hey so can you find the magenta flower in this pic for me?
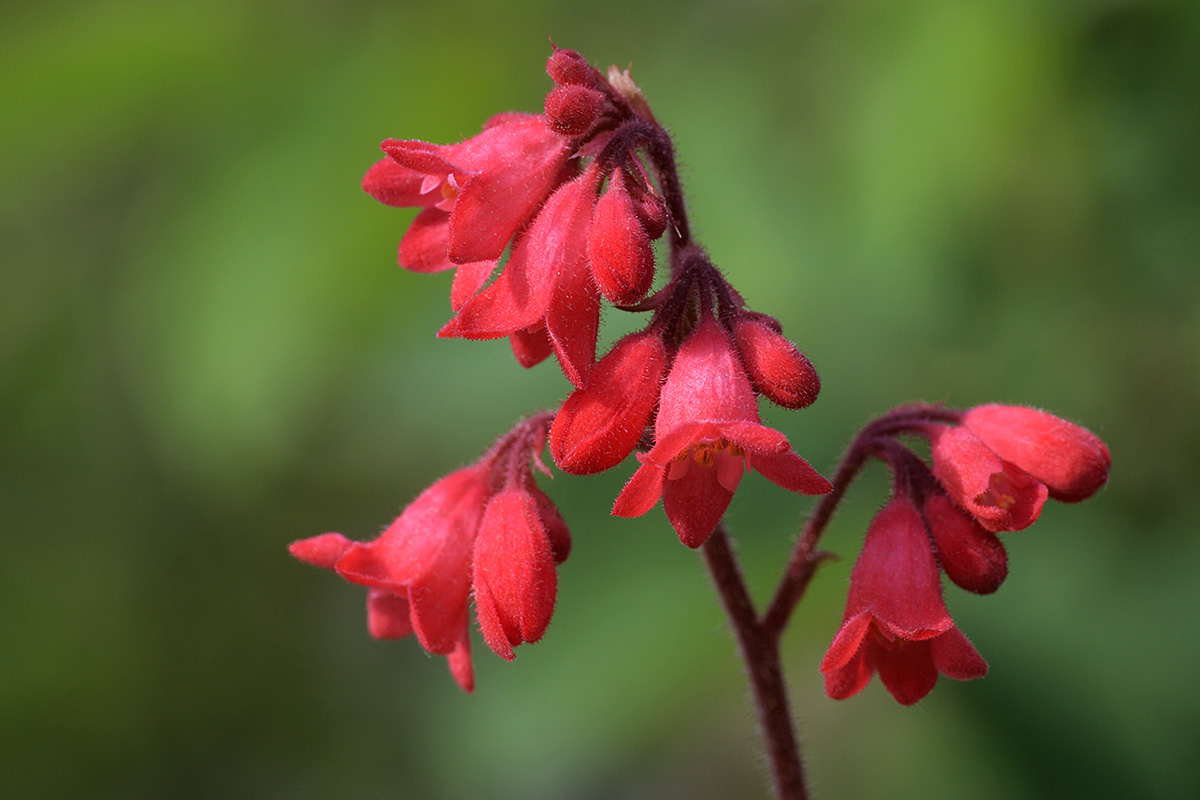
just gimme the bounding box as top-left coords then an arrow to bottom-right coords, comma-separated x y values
612,317 -> 829,547
289,417 -> 569,692
821,496 -> 988,705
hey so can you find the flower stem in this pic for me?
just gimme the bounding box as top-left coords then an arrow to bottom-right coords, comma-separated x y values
703,525 -> 809,800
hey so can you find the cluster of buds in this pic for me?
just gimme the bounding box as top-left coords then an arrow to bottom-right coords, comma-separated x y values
821,404 -> 1111,704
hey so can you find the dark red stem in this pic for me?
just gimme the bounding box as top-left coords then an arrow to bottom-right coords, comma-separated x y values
703,526 -> 809,800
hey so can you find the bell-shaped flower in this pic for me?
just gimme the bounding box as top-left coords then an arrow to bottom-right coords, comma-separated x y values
612,317 -> 829,548
960,404 -> 1111,503
928,423 -> 1048,532
289,465 -> 490,692
363,112 -> 572,266
551,328 -> 667,475
289,414 -> 573,693
441,172 -> 600,387
821,496 -> 988,705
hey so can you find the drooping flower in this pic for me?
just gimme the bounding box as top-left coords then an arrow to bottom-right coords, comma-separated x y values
440,170 -> 600,386
363,112 -> 573,267
613,316 -> 829,547
959,404 -> 1111,503
821,496 -> 988,705
550,328 -> 667,475
928,423 -> 1048,532
289,465 -> 489,692
289,415 -> 569,692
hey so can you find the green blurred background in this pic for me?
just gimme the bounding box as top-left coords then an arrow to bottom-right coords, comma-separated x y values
3,0 -> 1198,797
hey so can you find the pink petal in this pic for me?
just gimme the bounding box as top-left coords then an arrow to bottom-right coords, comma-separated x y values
612,462 -> 666,518
362,156 -> 433,207
446,117 -> 571,263
366,588 -> 414,640
288,533 -> 354,571
662,458 -> 736,548
398,207 -> 455,273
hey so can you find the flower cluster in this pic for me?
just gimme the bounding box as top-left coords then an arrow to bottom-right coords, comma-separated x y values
289,415 -> 567,692
296,45 -> 1113,745
363,49 -> 679,388
821,404 -> 1111,704
362,47 -> 830,549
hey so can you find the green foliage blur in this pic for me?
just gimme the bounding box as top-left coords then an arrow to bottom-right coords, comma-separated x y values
3,1 -> 1198,797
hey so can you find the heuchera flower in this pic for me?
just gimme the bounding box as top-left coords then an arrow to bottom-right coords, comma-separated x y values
289,418 -> 569,692
550,328 -> 667,475
926,404 -> 1110,532
959,404 -> 1111,503
612,317 -> 830,547
821,496 -> 988,705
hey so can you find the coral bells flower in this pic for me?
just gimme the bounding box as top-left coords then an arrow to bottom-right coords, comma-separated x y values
441,169 -> 601,387
363,112 -> 572,267
926,404 -> 1110,532
959,404 -> 1111,503
613,317 -> 830,548
821,496 -> 988,705
550,328 -> 667,475
289,415 -> 568,692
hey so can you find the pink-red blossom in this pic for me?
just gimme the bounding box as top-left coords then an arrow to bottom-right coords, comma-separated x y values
612,317 -> 829,547
821,496 -> 988,705
289,418 -> 569,692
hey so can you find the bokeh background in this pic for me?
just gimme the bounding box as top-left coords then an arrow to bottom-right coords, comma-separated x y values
3,0 -> 1198,797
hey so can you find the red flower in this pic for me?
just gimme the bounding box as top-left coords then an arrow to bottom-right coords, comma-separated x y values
960,404 -> 1111,503
612,317 -> 829,547
550,328 -> 667,475
440,170 -> 601,387
363,112 -> 572,267
928,423 -> 1048,532
821,496 -> 987,705
289,465 -> 489,692
289,416 -> 570,692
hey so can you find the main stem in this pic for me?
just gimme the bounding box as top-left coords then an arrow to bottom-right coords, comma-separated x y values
703,526 -> 809,800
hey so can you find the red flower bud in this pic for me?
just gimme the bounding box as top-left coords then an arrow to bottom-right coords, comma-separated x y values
546,48 -> 598,87
922,493 -> 1008,595
960,404 -> 1111,503
550,329 -> 666,475
545,85 -> 606,136
733,315 -> 820,409
588,169 -> 656,305
625,172 -> 669,240
472,489 -> 558,661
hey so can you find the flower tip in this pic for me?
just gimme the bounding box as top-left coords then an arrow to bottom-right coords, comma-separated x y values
288,533 -> 353,570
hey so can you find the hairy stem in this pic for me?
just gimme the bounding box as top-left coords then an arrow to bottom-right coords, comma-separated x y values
703,526 -> 809,800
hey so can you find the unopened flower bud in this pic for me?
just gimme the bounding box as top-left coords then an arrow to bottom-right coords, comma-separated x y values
922,492 -> 1008,594
960,404 -> 1111,503
550,329 -> 666,475
733,316 -> 820,409
625,174 -> 669,240
545,84 -> 606,136
547,48 -> 598,87
588,169 -> 656,305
